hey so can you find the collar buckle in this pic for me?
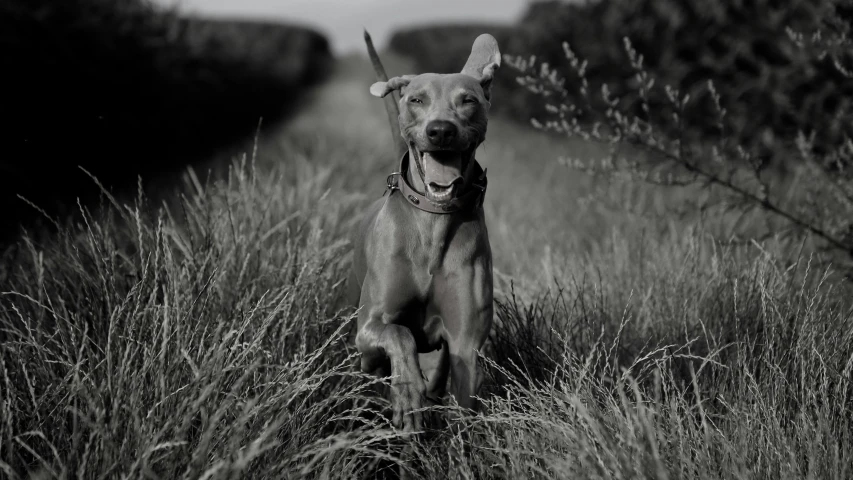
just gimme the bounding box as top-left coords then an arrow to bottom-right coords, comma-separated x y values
385,172 -> 401,195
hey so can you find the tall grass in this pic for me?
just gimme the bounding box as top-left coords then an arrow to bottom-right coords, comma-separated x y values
481,230 -> 853,479
1,135 -> 851,477
0,154 -> 407,478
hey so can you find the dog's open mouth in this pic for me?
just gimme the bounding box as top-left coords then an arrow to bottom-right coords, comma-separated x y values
426,178 -> 462,202
417,149 -> 472,203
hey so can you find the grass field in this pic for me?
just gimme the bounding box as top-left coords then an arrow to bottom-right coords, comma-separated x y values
1,53 -> 852,479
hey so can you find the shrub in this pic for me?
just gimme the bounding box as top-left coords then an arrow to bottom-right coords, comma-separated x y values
508,0 -> 853,163
0,0 -> 331,240
507,1 -> 853,274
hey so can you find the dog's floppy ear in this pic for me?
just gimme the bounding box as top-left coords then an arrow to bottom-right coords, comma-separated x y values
461,34 -> 501,101
369,75 -> 414,98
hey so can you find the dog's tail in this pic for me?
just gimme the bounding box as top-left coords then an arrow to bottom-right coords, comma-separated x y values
364,29 -> 407,157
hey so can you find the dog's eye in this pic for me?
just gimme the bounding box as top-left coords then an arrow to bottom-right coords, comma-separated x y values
409,97 -> 423,104
462,98 -> 478,105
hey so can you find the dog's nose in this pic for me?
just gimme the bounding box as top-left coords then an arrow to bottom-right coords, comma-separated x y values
425,120 -> 458,147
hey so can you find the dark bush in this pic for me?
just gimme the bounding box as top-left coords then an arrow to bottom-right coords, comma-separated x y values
508,1 -> 853,270
389,0 -> 853,164
512,0 -> 853,161
0,0 -> 331,239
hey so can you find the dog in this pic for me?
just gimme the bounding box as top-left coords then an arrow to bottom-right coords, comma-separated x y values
348,32 -> 500,431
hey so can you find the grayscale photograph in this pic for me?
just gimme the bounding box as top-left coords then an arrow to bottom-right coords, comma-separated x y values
1,0 -> 852,478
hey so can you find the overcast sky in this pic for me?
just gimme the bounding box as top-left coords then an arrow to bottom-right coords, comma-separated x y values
153,0 -> 531,54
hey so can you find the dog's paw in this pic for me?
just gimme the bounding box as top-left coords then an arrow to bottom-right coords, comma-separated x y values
390,370 -> 427,432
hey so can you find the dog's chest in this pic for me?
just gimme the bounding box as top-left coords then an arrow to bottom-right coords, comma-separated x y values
405,213 -> 484,277
371,196 -> 490,301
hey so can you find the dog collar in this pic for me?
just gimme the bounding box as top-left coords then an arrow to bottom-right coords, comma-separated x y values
385,152 -> 487,214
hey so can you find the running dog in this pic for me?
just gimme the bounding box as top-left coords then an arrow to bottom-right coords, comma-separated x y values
349,32 -> 500,431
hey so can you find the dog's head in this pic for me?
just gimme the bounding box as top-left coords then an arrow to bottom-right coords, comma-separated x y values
370,34 -> 500,204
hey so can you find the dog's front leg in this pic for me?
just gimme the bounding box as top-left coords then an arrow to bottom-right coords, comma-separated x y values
437,257 -> 494,412
356,305 -> 426,431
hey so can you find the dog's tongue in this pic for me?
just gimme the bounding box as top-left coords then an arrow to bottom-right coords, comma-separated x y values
422,151 -> 463,186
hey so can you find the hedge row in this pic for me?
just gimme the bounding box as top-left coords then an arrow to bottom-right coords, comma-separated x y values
0,0 -> 332,238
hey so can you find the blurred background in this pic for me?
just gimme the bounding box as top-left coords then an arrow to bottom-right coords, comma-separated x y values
2,0 -> 851,242
153,0 -> 529,54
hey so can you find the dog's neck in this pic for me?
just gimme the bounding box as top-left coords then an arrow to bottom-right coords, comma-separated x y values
402,152 -> 467,274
